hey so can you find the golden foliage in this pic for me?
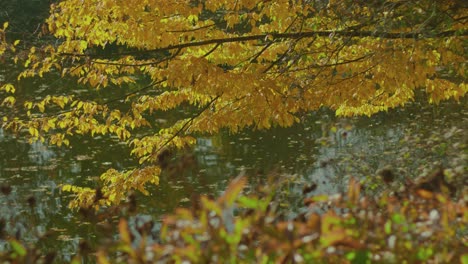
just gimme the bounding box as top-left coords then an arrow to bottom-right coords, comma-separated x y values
0,0 -> 466,208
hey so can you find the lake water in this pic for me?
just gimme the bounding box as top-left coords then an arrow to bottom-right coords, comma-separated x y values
0,69 -> 466,261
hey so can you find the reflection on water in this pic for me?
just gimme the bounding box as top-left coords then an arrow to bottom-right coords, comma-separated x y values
0,97 -> 467,259
28,141 -> 56,164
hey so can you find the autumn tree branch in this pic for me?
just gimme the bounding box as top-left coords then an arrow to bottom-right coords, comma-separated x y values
59,29 -> 468,59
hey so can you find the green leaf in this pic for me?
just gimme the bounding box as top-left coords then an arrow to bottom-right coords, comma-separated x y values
417,247 -> 433,261
9,239 -> 26,257
384,220 -> 392,234
237,196 -> 260,209
391,213 -> 405,224
461,254 -> 468,264
346,250 -> 371,264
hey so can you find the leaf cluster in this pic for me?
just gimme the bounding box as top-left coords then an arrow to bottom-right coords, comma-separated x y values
0,0 -> 467,208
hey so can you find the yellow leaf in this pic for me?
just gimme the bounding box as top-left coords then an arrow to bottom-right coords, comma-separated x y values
218,176 -> 247,206
62,184 -> 72,192
2,83 -> 15,93
118,218 -> 131,244
37,102 -> 45,112
96,250 -> 111,264
79,40 -> 88,50
28,127 -> 37,137
2,96 -> 15,106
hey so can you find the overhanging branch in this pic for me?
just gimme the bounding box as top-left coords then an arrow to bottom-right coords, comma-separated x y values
59,29 -> 468,59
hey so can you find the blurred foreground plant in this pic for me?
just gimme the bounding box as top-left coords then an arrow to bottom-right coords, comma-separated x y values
93,174 -> 466,263
1,171 -> 466,263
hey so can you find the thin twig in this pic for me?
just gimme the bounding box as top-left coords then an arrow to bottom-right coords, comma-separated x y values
202,43 -> 221,58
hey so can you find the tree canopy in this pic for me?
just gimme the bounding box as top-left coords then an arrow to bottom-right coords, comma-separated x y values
0,0 -> 466,208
